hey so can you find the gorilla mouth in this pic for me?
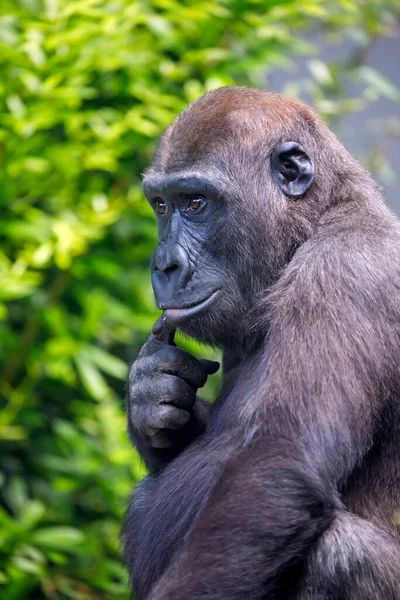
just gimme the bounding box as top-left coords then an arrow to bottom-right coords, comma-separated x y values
162,289 -> 221,322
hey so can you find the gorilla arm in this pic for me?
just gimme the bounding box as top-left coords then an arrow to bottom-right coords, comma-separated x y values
147,228 -> 398,600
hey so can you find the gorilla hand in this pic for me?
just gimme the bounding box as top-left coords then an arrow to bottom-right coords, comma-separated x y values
128,316 -> 219,452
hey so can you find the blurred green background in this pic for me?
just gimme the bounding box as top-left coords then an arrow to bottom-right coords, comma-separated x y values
0,1 -> 399,598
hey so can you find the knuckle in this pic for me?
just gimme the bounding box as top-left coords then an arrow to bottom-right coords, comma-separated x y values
128,377 -> 155,408
158,405 -> 190,429
138,334 -> 160,357
160,346 -> 189,368
128,387 -> 146,416
176,348 -> 196,367
129,357 -> 158,388
160,345 -> 178,364
128,360 -> 138,381
127,382 -> 140,405
128,358 -> 147,383
165,376 -> 185,400
169,379 -> 195,410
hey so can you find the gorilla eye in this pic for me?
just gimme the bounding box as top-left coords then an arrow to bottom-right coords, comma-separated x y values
155,198 -> 168,215
190,198 -> 201,210
187,197 -> 205,212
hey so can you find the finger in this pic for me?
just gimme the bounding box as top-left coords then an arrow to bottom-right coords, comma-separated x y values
130,374 -> 196,411
148,405 -> 190,431
147,347 -> 211,389
152,316 -> 176,345
139,317 -> 176,358
159,375 -> 196,410
149,431 -> 175,449
199,359 -> 220,375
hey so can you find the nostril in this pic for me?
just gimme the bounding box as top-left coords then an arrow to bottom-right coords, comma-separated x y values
164,263 -> 179,276
152,262 -> 180,276
152,244 -> 189,282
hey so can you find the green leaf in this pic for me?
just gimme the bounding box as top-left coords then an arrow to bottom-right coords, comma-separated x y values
19,501 -> 46,530
31,527 -> 84,550
74,356 -> 111,400
85,345 -> 128,380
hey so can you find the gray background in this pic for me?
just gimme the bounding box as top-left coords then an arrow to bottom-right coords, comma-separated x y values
268,32 -> 400,214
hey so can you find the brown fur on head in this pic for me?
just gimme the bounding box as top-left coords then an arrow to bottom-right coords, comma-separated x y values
151,87 -> 348,177
148,86 -> 377,240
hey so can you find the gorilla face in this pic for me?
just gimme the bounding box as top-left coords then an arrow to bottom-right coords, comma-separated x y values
143,172 -> 239,344
143,100 -> 315,346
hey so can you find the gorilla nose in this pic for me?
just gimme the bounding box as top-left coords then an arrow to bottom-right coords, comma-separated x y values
151,243 -> 192,296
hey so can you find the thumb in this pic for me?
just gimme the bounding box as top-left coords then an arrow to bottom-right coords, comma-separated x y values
199,359 -> 220,375
151,315 -> 176,345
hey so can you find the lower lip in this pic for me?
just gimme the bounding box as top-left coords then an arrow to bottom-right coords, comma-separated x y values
163,290 -> 221,322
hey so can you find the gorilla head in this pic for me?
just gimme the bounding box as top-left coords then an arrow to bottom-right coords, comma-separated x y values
143,87 -> 346,345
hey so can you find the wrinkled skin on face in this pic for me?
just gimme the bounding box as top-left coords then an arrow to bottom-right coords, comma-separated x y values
144,172 -> 234,343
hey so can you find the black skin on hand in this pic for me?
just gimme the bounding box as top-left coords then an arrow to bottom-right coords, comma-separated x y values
123,87 -> 400,600
127,315 -> 219,471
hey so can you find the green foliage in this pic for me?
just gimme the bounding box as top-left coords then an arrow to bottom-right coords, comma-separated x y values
0,0 -> 398,598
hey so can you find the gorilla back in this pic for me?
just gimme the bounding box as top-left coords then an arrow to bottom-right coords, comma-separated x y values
123,87 -> 400,600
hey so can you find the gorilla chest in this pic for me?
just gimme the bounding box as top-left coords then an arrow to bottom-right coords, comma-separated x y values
129,433 -> 235,596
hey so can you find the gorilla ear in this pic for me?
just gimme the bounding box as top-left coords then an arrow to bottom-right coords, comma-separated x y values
271,141 -> 315,198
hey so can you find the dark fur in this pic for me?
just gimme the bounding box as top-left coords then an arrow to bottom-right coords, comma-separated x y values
123,87 -> 400,599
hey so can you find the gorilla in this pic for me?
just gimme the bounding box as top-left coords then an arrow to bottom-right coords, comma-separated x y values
123,86 -> 400,599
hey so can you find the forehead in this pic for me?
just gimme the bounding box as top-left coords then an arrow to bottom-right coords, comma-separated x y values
149,88 -> 302,175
